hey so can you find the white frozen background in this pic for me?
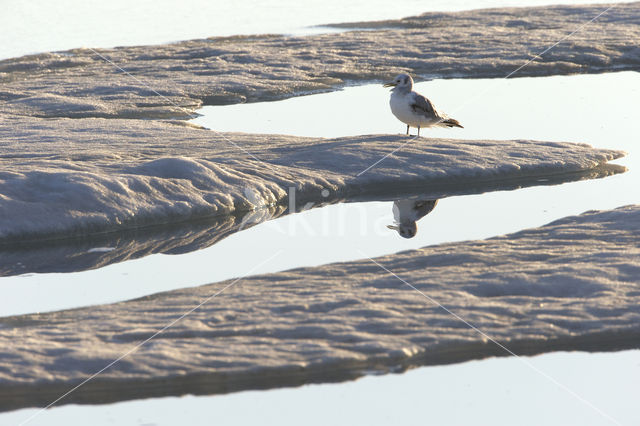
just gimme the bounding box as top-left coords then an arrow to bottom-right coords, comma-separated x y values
3,0 -> 637,60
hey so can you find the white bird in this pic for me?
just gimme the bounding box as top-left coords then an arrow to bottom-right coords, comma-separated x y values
387,199 -> 438,239
384,73 -> 463,136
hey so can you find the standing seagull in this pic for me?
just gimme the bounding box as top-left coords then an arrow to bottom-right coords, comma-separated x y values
384,73 -> 463,136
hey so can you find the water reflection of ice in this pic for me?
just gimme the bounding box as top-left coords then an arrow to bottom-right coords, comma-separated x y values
5,349 -> 638,426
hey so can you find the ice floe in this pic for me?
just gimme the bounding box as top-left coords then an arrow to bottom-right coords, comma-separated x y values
0,115 -> 624,243
0,205 -> 638,411
0,3 -> 638,119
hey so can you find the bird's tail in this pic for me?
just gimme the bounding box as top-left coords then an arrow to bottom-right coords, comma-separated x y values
442,118 -> 463,128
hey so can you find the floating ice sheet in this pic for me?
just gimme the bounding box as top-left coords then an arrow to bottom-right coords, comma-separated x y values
0,115 -> 624,243
0,205 -> 638,411
0,3 -> 638,119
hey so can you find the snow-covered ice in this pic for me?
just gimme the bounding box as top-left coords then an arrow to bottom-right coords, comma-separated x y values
0,205 -> 638,410
0,3 -> 638,119
0,115 -> 624,243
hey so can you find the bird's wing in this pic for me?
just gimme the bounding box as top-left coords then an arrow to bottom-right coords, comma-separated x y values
413,200 -> 438,218
409,93 -> 440,119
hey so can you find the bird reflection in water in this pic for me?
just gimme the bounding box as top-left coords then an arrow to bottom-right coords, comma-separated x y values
387,199 -> 438,238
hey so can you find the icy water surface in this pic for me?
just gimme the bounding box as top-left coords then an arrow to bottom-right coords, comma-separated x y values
0,71 -> 636,316
6,350 -> 639,426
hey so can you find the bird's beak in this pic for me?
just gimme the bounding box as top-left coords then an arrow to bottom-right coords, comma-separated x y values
383,82 -> 397,88
387,224 -> 399,231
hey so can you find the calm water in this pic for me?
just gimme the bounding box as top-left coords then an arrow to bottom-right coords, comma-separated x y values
7,350 -> 640,425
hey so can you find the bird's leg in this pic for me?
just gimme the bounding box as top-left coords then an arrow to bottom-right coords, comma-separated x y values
417,126 -> 421,137
406,125 -> 409,136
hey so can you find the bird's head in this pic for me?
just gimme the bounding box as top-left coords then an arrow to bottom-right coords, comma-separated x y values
383,73 -> 413,91
387,222 -> 417,239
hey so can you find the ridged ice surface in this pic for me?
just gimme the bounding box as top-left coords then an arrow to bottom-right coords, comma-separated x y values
0,205 -> 638,410
0,115 -> 623,242
0,3 -> 638,119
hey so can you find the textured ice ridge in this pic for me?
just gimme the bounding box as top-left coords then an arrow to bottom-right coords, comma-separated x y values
0,115 -> 624,243
0,205 -> 638,411
0,2 -> 638,119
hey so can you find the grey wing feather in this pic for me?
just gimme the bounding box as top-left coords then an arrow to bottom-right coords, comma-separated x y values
410,93 -> 439,119
413,200 -> 438,218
